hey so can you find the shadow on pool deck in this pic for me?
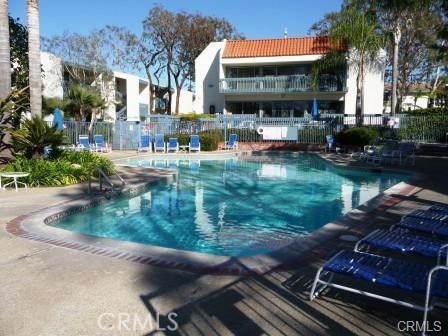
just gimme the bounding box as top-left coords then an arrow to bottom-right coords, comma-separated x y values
133,154 -> 448,336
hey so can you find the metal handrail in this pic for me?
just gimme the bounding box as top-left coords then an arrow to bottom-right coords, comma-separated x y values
88,166 -> 125,194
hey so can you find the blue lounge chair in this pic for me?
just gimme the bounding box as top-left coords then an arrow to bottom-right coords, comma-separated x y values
93,134 -> 109,153
406,209 -> 448,222
325,135 -> 339,153
355,229 -> 448,264
224,134 -> 238,150
78,135 -> 91,151
430,204 -> 448,214
310,250 -> 448,334
154,134 -> 165,153
394,216 -> 448,237
189,135 -> 200,152
167,138 -> 179,153
138,135 -> 152,152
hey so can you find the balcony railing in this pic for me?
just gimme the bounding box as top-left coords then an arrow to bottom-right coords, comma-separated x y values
219,74 -> 346,94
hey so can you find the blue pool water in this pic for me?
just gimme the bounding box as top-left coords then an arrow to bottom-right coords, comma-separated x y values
53,153 -> 408,256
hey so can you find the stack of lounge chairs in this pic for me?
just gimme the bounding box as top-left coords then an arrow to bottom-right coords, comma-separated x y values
310,204 -> 448,334
354,139 -> 416,166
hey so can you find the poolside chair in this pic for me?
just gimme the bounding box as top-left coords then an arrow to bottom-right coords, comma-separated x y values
167,138 -> 179,153
395,141 -> 416,166
406,209 -> 448,222
394,216 -> 448,237
223,134 -> 238,150
355,228 -> 448,264
325,135 -> 340,153
77,135 -> 91,151
352,137 -> 382,161
154,134 -> 165,153
189,135 -> 200,152
310,250 -> 448,334
430,204 -> 448,213
366,140 -> 398,165
93,134 -> 109,153
138,135 -> 152,152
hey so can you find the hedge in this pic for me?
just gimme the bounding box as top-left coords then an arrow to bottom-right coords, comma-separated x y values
337,127 -> 380,147
401,107 -> 448,115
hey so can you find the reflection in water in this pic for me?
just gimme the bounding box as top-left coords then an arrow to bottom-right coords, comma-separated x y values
55,154 -> 408,256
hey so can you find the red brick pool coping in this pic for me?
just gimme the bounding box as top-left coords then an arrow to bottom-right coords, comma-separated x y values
5,156 -> 422,276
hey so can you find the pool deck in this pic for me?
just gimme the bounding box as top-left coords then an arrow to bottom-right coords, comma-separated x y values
1,150 -> 448,335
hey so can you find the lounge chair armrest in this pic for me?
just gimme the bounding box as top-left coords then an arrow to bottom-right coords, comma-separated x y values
438,244 -> 448,265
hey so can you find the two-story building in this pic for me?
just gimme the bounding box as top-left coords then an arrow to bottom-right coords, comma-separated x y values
41,52 -> 194,121
194,36 -> 385,117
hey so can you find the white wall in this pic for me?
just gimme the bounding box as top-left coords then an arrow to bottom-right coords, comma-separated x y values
194,41 -> 225,114
345,49 -> 386,115
41,52 -> 64,99
171,89 -> 194,114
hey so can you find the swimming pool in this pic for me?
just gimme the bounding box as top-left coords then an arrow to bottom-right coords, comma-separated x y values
52,153 -> 408,256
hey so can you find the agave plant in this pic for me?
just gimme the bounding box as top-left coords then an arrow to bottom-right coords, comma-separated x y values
10,115 -> 63,159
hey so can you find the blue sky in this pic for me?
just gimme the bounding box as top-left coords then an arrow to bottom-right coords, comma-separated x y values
9,0 -> 342,39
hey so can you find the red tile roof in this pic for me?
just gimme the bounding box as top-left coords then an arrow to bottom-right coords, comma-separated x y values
222,36 -> 344,58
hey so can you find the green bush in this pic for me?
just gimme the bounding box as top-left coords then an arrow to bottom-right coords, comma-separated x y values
178,113 -> 215,121
337,127 -> 380,147
1,150 -> 114,187
199,131 -> 221,151
226,128 -> 261,142
401,107 -> 448,115
164,134 -> 190,146
11,116 -> 64,159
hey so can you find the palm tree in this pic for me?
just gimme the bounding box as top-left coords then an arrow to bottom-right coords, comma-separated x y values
313,7 -> 384,120
27,0 -> 41,117
66,85 -> 95,121
0,0 -> 10,99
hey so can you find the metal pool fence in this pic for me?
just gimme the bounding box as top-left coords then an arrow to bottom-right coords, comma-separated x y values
57,114 -> 448,150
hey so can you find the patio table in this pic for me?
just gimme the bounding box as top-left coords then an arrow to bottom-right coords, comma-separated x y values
0,172 -> 30,192
179,145 -> 190,152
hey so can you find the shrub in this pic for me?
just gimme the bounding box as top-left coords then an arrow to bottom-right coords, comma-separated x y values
199,131 -> 221,151
10,116 -> 64,159
1,150 -> 114,187
227,128 -> 261,142
401,107 -> 448,115
178,113 -> 215,122
164,134 -> 190,146
337,127 -> 380,147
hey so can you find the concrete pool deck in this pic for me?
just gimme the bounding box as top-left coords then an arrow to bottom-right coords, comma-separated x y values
1,150 -> 448,335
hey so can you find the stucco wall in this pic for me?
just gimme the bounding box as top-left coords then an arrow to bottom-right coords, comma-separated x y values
194,42 -> 225,114
41,52 -> 64,99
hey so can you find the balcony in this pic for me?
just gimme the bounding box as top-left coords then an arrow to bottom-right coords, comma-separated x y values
219,74 -> 346,94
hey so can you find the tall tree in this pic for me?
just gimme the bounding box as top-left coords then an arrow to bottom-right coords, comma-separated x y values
144,5 -> 179,114
373,0 -> 432,114
27,0 -> 41,117
313,7 -> 384,119
103,26 -> 162,115
10,16 -> 29,89
0,0 -> 10,99
170,13 -> 242,114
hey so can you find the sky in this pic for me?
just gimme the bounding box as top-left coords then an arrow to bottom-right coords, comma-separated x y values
9,0 -> 342,39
